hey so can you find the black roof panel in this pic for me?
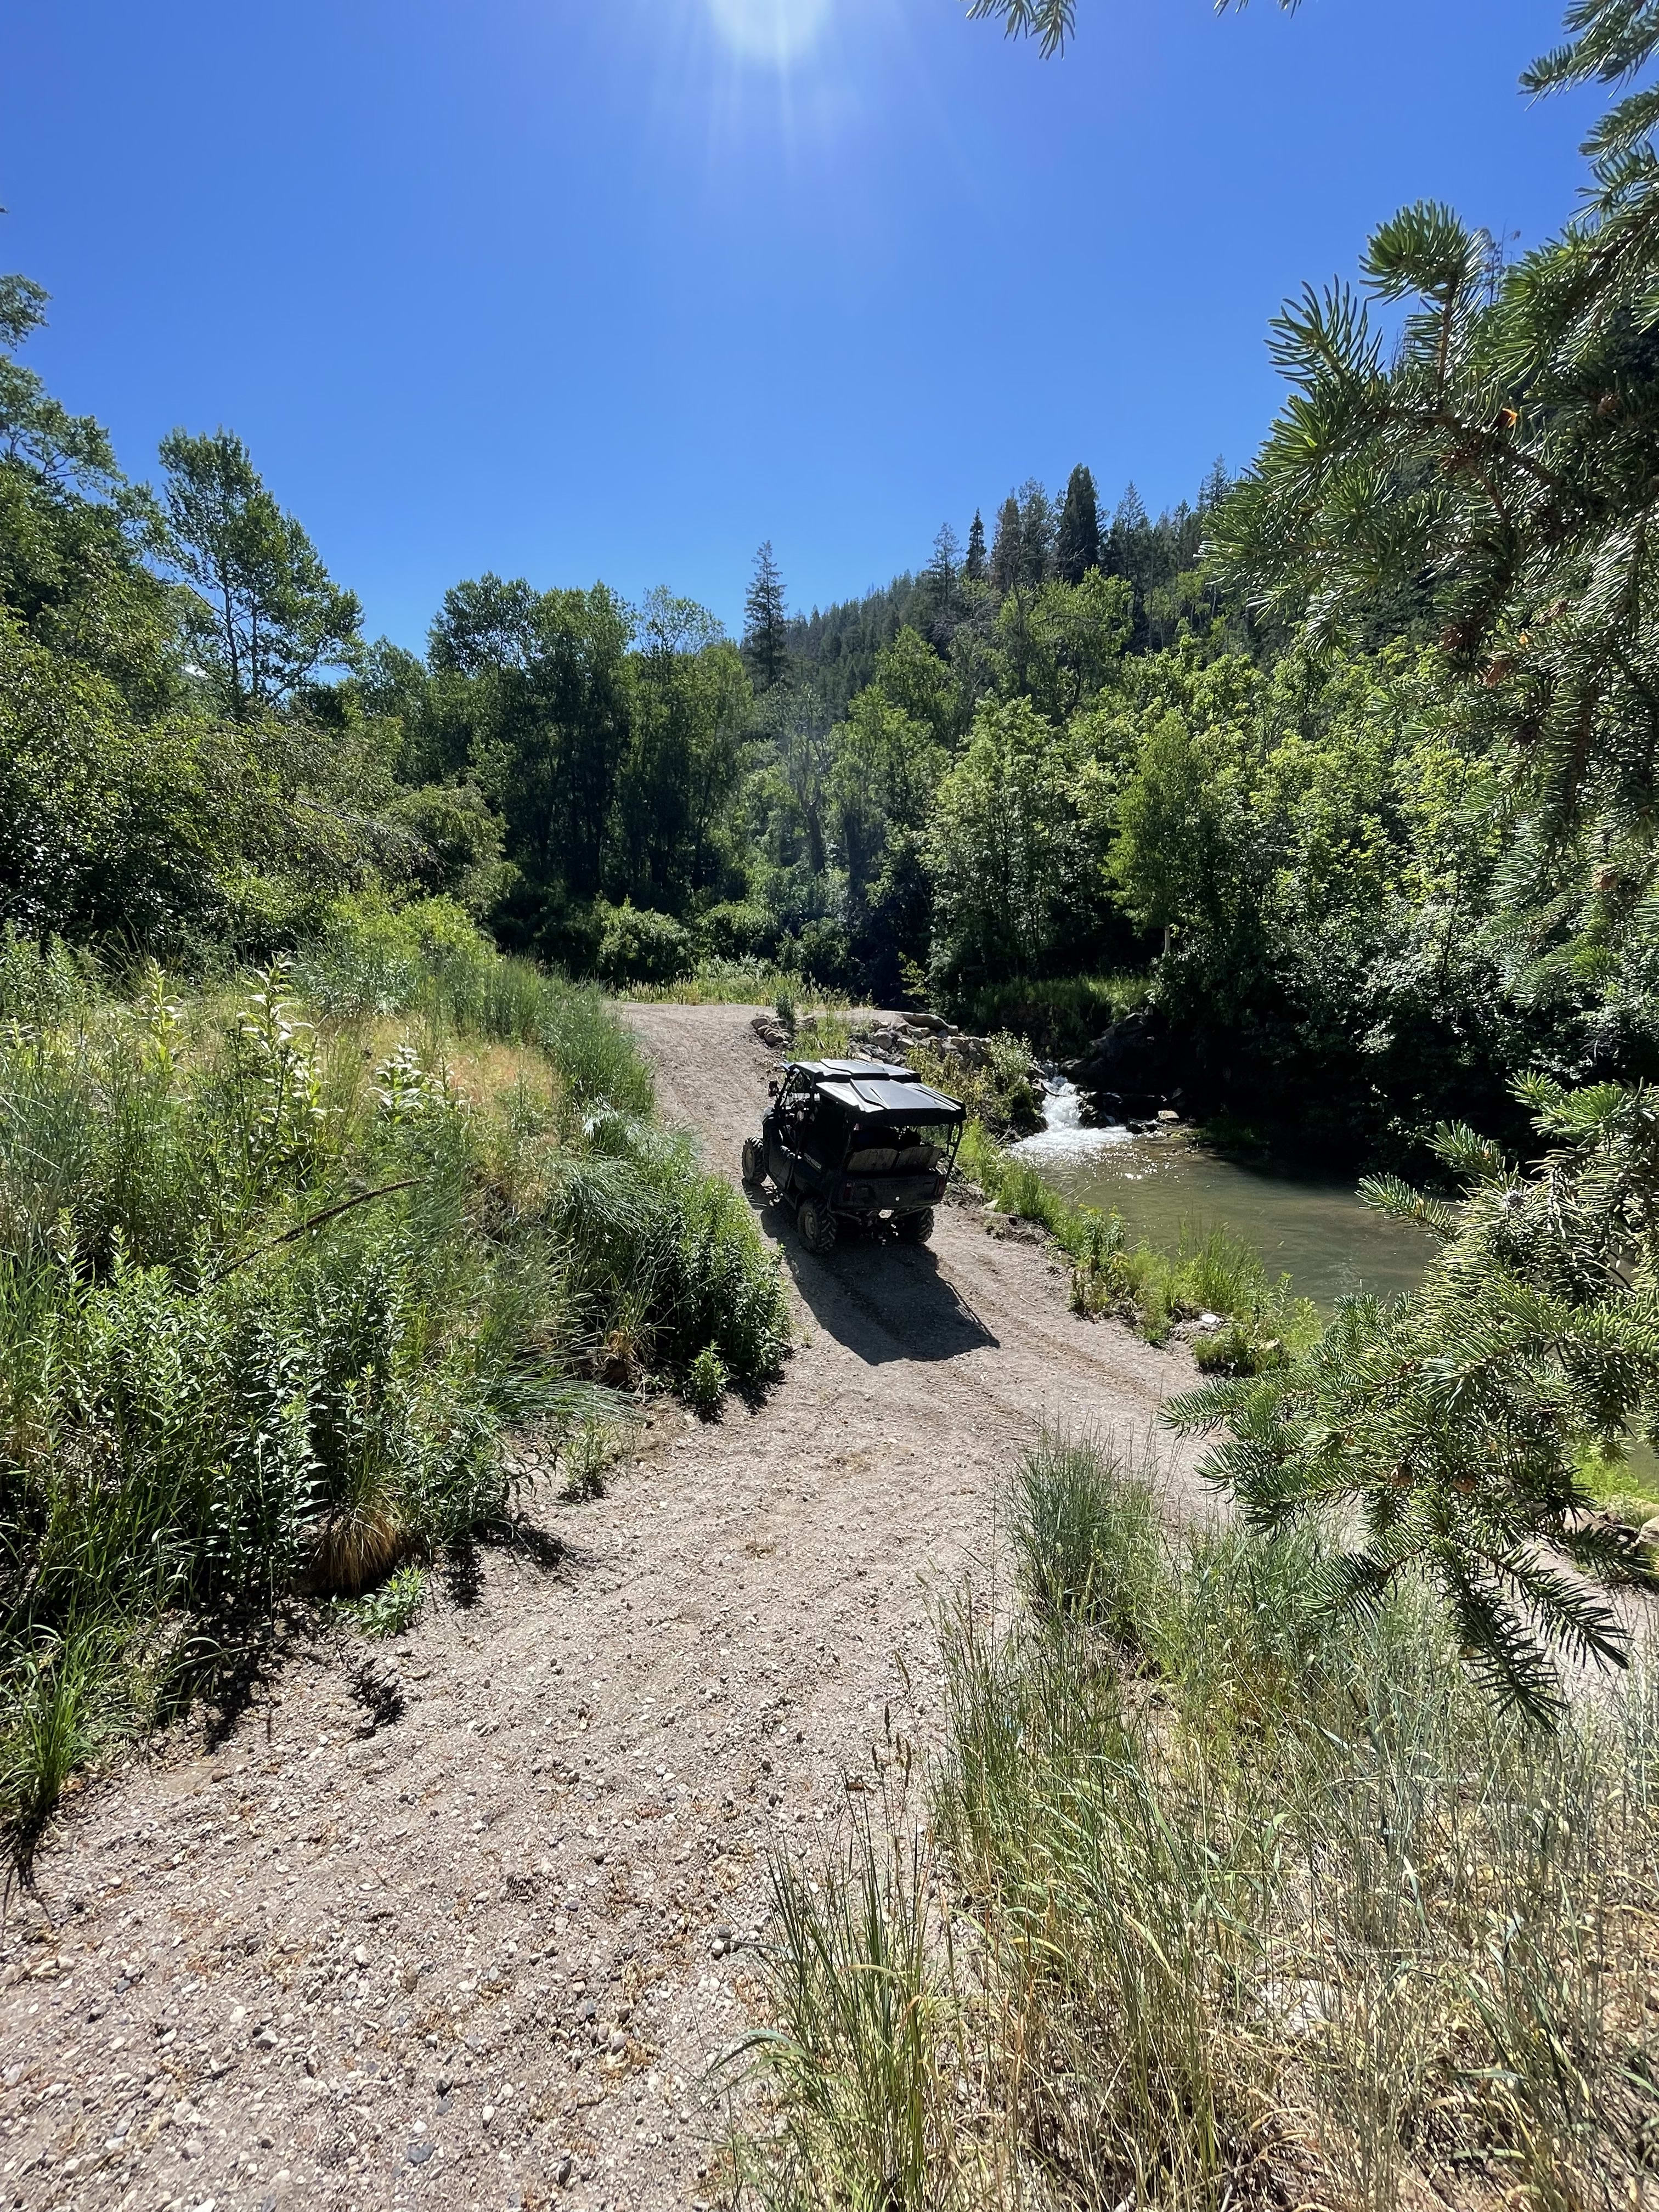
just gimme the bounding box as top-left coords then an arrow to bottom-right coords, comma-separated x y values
787,1058 -> 919,1081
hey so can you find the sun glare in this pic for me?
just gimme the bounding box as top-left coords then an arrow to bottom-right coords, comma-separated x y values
706,0 -> 832,65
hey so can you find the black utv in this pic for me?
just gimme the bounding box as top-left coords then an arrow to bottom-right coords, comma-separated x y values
741,1058 -> 966,1254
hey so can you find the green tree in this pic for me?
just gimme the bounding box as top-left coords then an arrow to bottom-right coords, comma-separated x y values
1055,462 -> 1102,584
159,428 -> 361,719
0,274 -> 178,712
458,581 -> 635,905
928,696 -> 1101,990
989,495 -> 1022,596
964,508 -> 988,583
742,540 -> 790,693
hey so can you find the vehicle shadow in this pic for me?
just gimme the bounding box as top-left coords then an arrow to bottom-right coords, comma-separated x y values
751,1194 -> 998,1364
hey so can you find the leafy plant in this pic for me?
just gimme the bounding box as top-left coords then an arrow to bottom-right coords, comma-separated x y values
349,1564 -> 428,1639
684,1341 -> 728,1419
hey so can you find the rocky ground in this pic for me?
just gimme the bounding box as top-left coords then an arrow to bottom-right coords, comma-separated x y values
0,1004 -> 1204,2212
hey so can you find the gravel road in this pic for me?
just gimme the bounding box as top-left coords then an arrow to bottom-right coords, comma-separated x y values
0,1004 -> 1201,2212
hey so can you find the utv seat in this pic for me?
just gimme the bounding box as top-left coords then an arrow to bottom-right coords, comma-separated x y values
846,1145 -> 901,1174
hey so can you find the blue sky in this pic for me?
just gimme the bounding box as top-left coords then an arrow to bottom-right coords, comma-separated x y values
5,0 -> 1595,647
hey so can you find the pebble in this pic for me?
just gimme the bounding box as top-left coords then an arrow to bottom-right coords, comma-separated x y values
555,2153 -> 574,2185
408,2141 -> 435,2165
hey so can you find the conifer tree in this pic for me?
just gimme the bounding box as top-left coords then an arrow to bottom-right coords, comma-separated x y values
1055,462 -> 1102,583
1197,455 -> 1229,513
742,540 -> 790,693
1017,479 -> 1055,588
1170,1085 -> 1659,1719
927,522 -> 960,598
989,495 -> 1022,596
964,509 -> 988,583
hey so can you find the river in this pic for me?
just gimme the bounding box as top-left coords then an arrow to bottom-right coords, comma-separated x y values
1011,1083 -> 1437,1308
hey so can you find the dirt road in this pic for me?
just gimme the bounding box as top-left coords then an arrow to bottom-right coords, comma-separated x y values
0,1005 -> 1199,2212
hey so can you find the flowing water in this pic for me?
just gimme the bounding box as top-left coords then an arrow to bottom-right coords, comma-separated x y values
1011,1082 -> 1438,1308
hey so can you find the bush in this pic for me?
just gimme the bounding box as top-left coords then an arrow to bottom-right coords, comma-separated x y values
786,917 -> 851,988
697,899 -> 775,961
595,901 -> 693,987
954,971 -> 1152,1055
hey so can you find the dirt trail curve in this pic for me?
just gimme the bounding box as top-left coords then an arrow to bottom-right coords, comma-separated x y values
0,1003 -> 1201,2212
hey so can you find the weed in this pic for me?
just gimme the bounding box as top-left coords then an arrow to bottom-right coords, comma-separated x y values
351,1564 -> 428,1638
685,1342 -> 728,1419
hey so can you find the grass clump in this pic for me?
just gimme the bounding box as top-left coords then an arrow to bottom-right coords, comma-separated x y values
734,1816 -> 961,2212
748,1433 -> 1659,2210
0,917 -> 788,1871
616,957 -> 849,1011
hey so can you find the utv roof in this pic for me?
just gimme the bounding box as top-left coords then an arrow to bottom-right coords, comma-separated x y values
787,1059 -> 921,1082
786,1060 -> 964,1121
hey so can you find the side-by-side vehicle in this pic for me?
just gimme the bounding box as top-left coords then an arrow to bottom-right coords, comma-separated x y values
741,1058 -> 966,1254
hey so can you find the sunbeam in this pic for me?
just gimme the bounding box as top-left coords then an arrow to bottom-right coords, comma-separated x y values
706,0 -> 832,65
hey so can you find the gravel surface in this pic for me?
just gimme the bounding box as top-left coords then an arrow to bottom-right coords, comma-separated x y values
0,1003 -> 1203,2212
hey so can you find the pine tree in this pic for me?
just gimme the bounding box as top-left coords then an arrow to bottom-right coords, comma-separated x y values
742,540 -> 789,693
1055,462 -> 1102,584
1017,479 -> 1055,588
964,509 -> 988,583
988,495 -> 1022,595
927,522 -> 961,598
1169,1085 -> 1659,1719
1197,455 -> 1229,513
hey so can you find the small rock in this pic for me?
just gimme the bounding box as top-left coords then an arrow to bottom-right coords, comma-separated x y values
555,2154 -> 574,2187
353,1945 -> 369,1967
408,2141 -> 435,2165
436,2075 -> 452,2096
482,2103 -> 495,2123
253,2027 -> 278,2050
1640,1514 -> 1659,1551
710,1924 -> 735,1956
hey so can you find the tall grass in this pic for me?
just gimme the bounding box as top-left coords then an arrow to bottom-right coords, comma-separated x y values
0,915 -> 788,1870
617,956 -> 851,1010
748,1435 -> 1659,2210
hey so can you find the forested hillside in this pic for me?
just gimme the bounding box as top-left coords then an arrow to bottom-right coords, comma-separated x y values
7,0 -> 1659,1188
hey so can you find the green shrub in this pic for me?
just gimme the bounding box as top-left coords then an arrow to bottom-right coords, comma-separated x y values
595,901 -> 693,987
350,1564 -> 428,1639
697,900 -> 775,961
953,970 -> 1151,1055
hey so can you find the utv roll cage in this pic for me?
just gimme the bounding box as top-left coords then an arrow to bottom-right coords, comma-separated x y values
744,1058 -> 967,1254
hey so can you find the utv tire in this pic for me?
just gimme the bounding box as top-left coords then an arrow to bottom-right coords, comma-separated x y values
741,1138 -> 764,1186
797,1199 -> 837,1255
897,1207 -> 935,1245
